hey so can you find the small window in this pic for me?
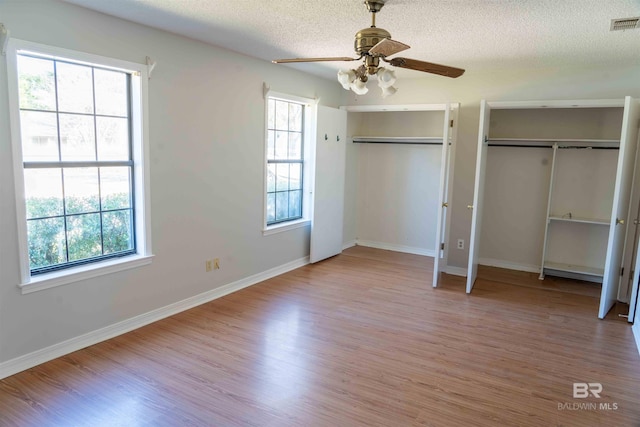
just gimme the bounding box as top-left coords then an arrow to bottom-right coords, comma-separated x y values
7,40 -> 152,290
265,97 -> 305,225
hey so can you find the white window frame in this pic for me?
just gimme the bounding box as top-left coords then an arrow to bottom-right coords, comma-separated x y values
262,90 -> 317,236
6,39 -> 153,294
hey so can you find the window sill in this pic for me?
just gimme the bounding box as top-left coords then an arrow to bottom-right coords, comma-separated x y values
19,254 -> 154,294
263,219 -> 311,236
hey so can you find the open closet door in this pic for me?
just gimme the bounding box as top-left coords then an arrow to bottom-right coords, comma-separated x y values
628,235 -> 640,322
466,100 -> 491,293
433,105 -> 452,287
599,97 -> 640,318
310,105 -> 348,263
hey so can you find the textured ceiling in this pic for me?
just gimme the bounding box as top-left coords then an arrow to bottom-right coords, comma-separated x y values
63,0 -> 640,80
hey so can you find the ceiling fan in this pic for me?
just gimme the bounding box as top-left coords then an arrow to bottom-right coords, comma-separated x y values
272,0 -> 465,96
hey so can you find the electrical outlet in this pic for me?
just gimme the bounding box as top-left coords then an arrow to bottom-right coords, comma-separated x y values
213,258 -> 220,270
205,260 -> 213,272
457,239 -> 465,250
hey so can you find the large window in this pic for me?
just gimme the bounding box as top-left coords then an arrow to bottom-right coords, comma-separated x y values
266,97 -> 305,225
7,40 -> 152,291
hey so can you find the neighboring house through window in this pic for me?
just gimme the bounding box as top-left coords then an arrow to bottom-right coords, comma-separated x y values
7,40 -> 152,292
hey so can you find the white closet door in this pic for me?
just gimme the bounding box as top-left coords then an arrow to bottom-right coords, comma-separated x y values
433,106 -> 452,287
629,234 -> 640,322
599,97 -> 640,318
310,105 -> 348,263
467,100 -> 491,293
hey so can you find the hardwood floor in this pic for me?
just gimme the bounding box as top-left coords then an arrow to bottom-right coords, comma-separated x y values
1,246 -> 639,426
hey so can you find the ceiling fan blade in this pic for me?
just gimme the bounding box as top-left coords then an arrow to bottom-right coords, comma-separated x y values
369,38 -> 410,57
272,57 -> 359,64
387,57 -> 465,78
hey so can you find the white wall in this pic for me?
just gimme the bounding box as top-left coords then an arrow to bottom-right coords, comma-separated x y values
0,0 -> 344,364
342,68 -> 640,270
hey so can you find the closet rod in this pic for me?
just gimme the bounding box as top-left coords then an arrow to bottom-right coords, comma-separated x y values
487,144 -> 619,150
353,140 -> 443,145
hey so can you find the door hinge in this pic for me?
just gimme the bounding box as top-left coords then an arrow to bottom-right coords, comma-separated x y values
450,119 -> 454,127
441,243 -> 445,250
620,267 -> 624,276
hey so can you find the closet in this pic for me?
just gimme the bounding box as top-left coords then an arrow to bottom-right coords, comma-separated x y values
467,97 -> 640,318
342,103 -> 458,287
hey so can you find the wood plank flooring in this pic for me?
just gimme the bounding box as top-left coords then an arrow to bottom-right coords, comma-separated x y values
1,246 -> 639,426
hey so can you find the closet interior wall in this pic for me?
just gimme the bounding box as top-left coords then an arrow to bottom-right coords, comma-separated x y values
479,108 -> 624,274
351,111 -> 445,256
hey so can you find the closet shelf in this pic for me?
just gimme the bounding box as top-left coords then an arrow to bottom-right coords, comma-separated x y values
543,262 -> 604,277
352,136 -> 443,145
487,138 -> 620,148
548,216 -> 609,225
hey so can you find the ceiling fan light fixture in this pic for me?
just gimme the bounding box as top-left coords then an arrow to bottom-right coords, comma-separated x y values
380,85 -> 397,98
337,69 -> 356,90
351,78 -> 369,95
376,67 -> 396,88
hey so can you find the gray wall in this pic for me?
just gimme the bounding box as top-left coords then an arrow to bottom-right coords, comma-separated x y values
0,0 -> 344,363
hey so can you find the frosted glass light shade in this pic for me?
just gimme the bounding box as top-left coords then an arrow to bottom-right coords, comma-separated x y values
376,67 -> 396,88
351,78 -> 369,95
337,69 -> 356,90
381,85 -> 397,98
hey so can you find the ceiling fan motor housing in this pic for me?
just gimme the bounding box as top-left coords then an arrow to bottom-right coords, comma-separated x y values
364,0 -> 386,13
355,27 -> 391,55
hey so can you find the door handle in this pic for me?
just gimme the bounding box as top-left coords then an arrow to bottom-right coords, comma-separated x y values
616,218 -> 625,225
442,203 -> 448,208
467,205 -> 474,210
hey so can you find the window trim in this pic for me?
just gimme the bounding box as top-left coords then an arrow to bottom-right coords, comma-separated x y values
262,90 -> 317,235
6,39 -> 153,293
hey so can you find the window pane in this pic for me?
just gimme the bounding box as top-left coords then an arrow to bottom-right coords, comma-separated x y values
267,99 -> 275,129
59,113 -> 96,161
28,217 -> 67,269
64,168 -> 100,214
275,192 -> 289,221
96,117 -> 129,160
275,131 -> 288,160
275,100 -> 288,130
66,213 -> 102,261
24,168 -> 64,219
267,130 -> 275,160
288,132 -> 302,160
267,164 -> 276,192
290,163 -> 302,190
276,164 -> 289,191
56,62 -> 94,114
289,190 -> 302,218
100,167 -> 131,210
289,103 -> 302,132
267,193 -> 275,223
20,111 -> 59,162
102,210 -> 133,254
94,69 -> 128,117
17,55 -> 56,111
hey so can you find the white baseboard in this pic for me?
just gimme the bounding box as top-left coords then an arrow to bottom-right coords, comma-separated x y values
633,322 -> 640,357
0,256 -> 309,380
356,239 -> 436,258
444,266 -> 467,277
478,257 -> 540,274
342,240 -> 357,250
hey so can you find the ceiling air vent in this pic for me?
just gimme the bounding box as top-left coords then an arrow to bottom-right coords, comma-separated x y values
610,17 -> 640,31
